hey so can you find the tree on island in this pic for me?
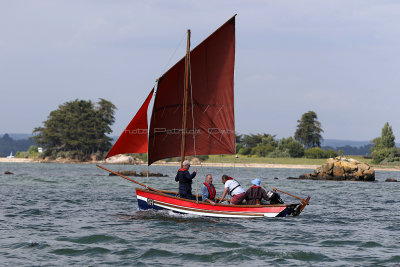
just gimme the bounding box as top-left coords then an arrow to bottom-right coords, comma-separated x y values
294,111 -> 324,148
32,99 -> 116,160
370,122 -> 399,164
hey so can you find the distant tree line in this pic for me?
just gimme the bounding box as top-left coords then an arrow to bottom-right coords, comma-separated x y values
0,134 -> 35,157
235,133 -> 338,159
32,99 -> 116,160
322,144 -> 373,156
235,111 -> 337,158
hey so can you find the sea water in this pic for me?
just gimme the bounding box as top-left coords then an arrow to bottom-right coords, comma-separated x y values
1,162 -> 399,266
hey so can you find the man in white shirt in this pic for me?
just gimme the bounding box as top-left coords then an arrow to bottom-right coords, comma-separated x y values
218,174 -> 246,205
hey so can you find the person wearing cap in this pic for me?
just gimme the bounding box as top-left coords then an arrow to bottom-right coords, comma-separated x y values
244,178 -> 271,205
175,160 -> 197,199
201,174 -> 216,205
218,175 -> 246,205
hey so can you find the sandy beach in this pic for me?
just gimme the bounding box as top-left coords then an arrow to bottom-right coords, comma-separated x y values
1,157 -> 399,171
0,158 -> 34,163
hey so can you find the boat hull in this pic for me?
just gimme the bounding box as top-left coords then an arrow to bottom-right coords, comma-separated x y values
136,188 -> 299,218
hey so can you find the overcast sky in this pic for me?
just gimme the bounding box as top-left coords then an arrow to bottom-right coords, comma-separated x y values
1,0 -> 400,141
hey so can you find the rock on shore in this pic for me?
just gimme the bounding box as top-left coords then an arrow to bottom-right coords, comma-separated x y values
299,157 -> 375,182
105,155 -> 144,165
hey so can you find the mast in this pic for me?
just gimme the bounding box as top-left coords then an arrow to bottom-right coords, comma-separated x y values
180,29 -> 191,167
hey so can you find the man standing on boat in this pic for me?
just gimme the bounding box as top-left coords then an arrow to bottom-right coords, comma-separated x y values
175,160 -> 197,199
219,175 -> 246,205
201,174 -> 216,205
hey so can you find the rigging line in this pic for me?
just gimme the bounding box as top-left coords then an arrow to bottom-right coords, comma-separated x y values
159,31 -> 187,79
233,154 -> 236,178
236,154 -> 259,180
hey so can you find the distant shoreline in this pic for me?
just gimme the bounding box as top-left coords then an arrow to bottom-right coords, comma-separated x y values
1,157 -> 400,171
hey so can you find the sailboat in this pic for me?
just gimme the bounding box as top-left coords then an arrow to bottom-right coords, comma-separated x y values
98,15 -> 310,218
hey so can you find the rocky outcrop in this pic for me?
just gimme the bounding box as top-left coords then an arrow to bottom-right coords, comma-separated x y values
4,171 -> 14,175
190,157 -> 202,165
109,170 -> 167,177
299,157 -> 375,181
105,155 -> 144,165
385,178 -> 398,182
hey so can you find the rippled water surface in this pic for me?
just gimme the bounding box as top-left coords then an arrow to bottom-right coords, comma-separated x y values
1,163 -> 399,266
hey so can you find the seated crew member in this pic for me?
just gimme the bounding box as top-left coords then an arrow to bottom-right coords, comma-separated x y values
218,175 -> 246,205
201,174 -> 216,205
244,178 -> 271,205
175,160 -> 197,199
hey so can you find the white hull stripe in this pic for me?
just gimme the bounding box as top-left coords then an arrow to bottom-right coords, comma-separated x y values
137,195 -> 280,218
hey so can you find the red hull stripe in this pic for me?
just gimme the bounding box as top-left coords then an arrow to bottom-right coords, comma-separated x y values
136,189 -> 286,214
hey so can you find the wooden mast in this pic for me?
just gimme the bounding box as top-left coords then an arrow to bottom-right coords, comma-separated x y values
180,29 -> 191,167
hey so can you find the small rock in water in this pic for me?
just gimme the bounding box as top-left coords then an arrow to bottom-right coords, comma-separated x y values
4,171 -> 13,175
109,170 -> 137,176
29,240 -> 39,247
274,177 -> 279,180
385,178 -> 398,182
287,177 -> 298,180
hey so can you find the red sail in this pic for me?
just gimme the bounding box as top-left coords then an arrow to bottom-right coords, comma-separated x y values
148,16 -> 236,165
106,89 -> 154,158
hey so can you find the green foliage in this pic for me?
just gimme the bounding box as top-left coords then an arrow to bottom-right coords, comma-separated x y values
294,111 -> 324,148
235,134 -> 243,144
15,151 -> 29,158
32,99 -> 116,160
236,133 -> 278,157
277,137 -> 304,157
287,142 -> 305,157
197,155 -> 209,161
236,134 -> 306,158
303,147 -> 335,159
238,147 -> 252,155
251,145 -> 275,157
324,149 -> 338,158
371,147 -> 398,164
370,122 -> 397,163
28,145 -> 38,154
381,122 -> 395,148
304,147 -> 326,158
27,145 -> 39,158
242,133 -> 278,148
304,147 -> 338,159
268,150 -> 290,158
235,143 -> 243,153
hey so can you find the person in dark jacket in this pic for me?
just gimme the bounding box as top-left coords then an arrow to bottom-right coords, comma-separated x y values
175,160 -> 197,199
244,178 -> 270,205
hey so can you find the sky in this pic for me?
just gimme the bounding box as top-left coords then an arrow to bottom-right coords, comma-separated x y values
1,0 -> 400,141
